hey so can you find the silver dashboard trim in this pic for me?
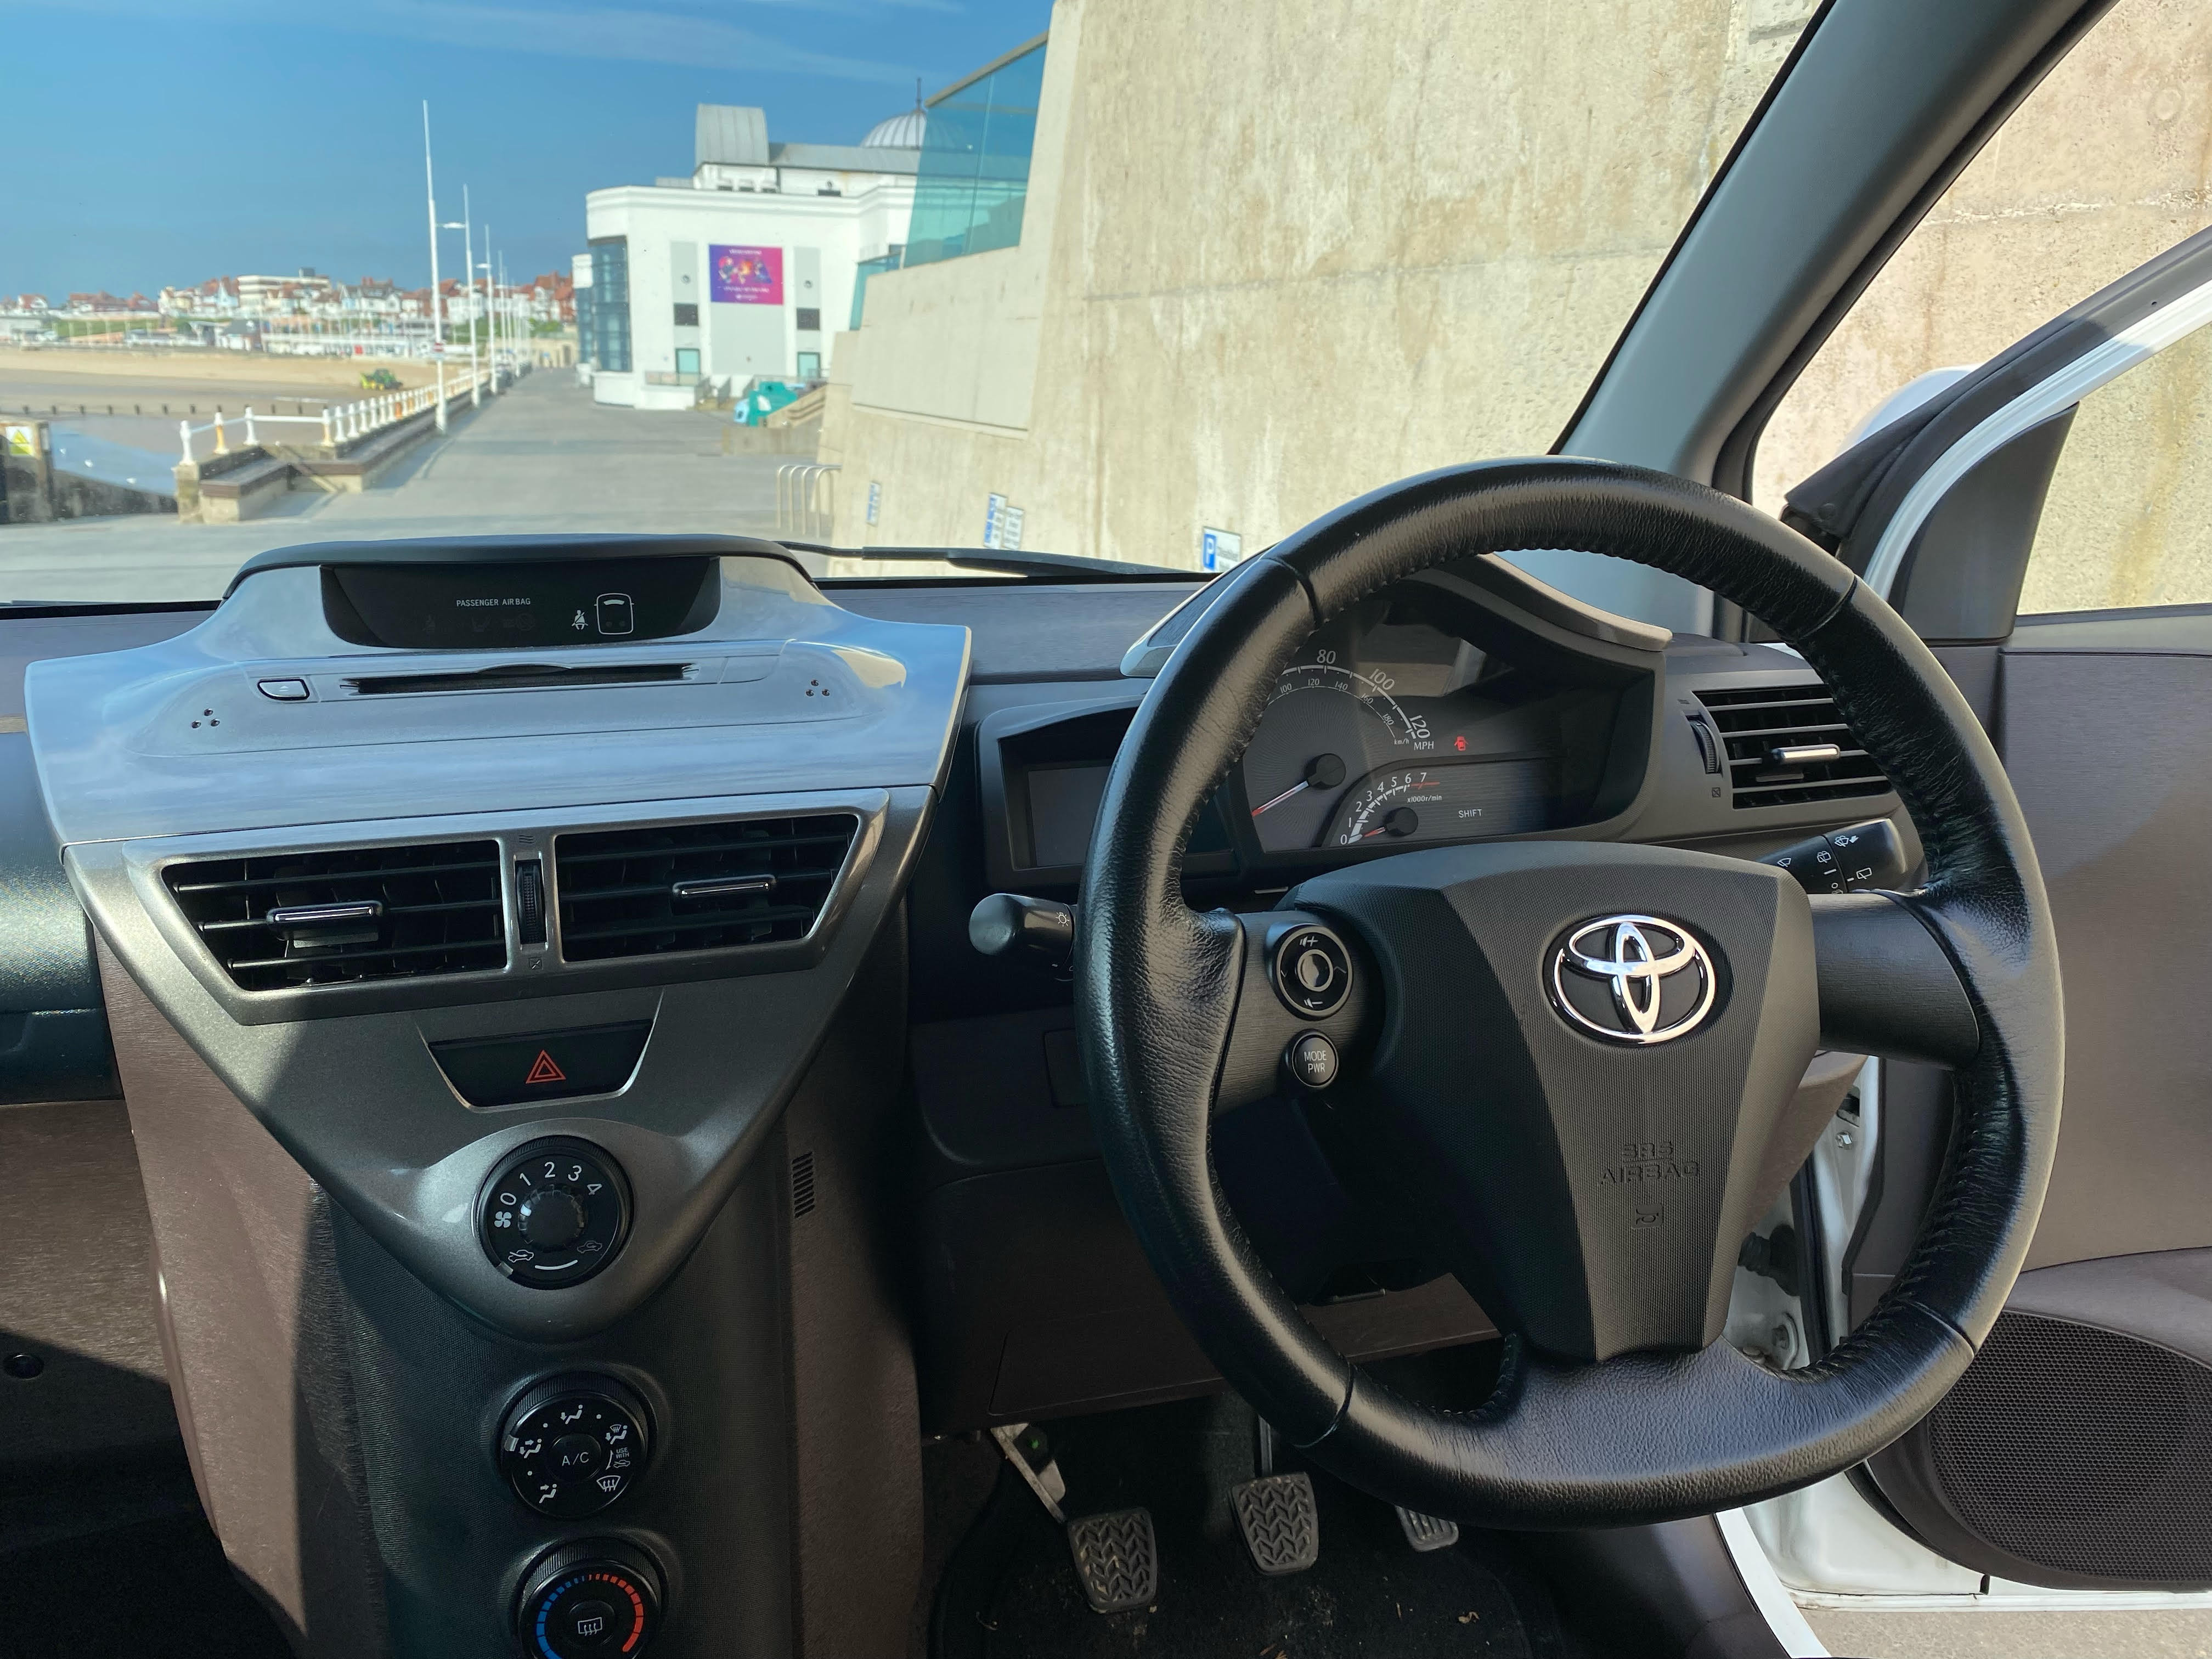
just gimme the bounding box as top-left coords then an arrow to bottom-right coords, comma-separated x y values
77,788 -> 891,1025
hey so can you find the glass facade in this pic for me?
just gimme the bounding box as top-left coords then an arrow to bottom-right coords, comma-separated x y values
849,249 -> 903,328
902,42 -> 1046,268
585,236 -> 631,373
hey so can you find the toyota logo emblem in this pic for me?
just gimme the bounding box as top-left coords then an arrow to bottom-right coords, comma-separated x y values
1548,915 -> 1718,1045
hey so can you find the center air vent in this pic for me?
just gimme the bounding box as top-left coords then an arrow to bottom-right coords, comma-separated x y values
164,839 -> 506,991
554,814 -> 859,962
1694,683 -> 1890,810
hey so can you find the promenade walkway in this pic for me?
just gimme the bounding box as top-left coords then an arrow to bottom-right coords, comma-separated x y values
0,373 -> 794,603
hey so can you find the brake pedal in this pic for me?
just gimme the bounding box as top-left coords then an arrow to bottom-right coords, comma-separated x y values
1396,1504 -> 1460,1553
1232,1471 -> 1320,1575
1065,1507 -> 1159,1613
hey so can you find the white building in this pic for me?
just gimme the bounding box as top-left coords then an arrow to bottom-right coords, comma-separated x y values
580,103 -> 921,410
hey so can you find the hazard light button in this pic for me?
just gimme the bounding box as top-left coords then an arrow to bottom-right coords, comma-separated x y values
430,1022 -> 651,1108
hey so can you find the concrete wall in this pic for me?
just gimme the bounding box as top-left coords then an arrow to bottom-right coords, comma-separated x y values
822,0 -> 1819,561
826,0 -> 2212,584
1754,0 -> 2212,508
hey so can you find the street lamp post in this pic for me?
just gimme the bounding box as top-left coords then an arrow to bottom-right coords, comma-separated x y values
421,102 -> 447,433
479,224 -> 495,394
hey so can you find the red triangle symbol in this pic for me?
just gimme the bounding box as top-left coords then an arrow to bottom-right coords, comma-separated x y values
524,1050 -> 567,1085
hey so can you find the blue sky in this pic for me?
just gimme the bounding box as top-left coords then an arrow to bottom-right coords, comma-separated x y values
3,0 -> 1049,300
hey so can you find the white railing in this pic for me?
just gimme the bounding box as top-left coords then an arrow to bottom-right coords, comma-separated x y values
177,371 -> 488,464
776,462 -> 840,541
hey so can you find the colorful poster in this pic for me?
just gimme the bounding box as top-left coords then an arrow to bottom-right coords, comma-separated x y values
709,245 -> 783,305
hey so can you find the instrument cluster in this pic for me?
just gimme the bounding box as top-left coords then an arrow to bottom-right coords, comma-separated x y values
1235,591 -> 1632,858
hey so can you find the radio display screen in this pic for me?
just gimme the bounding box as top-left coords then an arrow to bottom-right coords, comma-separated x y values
323,557 -> 719,650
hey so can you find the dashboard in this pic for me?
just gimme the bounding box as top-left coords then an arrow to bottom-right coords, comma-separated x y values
1,538 -> 1905,1659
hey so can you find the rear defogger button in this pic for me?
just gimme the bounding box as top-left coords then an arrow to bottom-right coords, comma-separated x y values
1271,924 -> 1352,1018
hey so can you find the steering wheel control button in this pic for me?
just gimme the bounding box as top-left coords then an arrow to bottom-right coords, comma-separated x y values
516,1541 -> 662,1659
498,1376 -> 651,1517
1271,924 -> 1352,1017
478,1139 -> 630,1288
431,1020 -> 650,1108
1285,1032 -> 1339,1091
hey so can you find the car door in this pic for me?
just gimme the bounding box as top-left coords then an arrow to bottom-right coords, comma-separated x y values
1765,222 -> 2212,1597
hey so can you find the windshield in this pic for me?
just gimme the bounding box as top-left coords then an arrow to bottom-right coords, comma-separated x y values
2,2 -> 1818,602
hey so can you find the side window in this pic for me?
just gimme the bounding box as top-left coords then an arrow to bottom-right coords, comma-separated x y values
2019,320 -> 2212,614
1754,0 -> 2212,513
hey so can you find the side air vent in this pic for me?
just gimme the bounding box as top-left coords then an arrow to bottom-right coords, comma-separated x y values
1694,683 -> 1890,810
164,839 -> 506,991
553,814 -> 860,963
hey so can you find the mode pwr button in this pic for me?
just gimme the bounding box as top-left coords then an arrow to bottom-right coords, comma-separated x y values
432,1022 -> 651,1108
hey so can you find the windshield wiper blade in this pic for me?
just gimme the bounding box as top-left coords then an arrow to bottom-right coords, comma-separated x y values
778,541 -> 1189,582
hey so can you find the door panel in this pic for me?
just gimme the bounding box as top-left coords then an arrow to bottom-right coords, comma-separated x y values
1999,632 -> 2212,1269
1779,227 -> 2212,1590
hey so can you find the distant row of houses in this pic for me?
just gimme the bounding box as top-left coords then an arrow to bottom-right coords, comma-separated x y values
3,268 -> 576,330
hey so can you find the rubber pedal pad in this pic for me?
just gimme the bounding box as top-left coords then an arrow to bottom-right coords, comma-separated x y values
1231,1471 -> 1320,1576
1065,1507 -> 1159,1614
1396,1504 -> 1460,1553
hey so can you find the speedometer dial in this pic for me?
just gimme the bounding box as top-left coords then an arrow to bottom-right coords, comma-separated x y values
1241,657 -> 1437,851
1265,662 -> 1429,748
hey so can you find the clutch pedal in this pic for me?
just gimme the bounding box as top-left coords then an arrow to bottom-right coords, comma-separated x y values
1395,1504 -> 1460,1553
1232,1471 -> 1320,1575
1065,1508 -> 1159,1613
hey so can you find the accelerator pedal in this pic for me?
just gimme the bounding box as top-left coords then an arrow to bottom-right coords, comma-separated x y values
1065,1508 -> 1159,1613
1232,1472 -> 1320,1576
1395,1504 -> 1460,1552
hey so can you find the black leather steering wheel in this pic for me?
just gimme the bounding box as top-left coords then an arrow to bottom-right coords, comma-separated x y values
1076,458 -> 2061,1526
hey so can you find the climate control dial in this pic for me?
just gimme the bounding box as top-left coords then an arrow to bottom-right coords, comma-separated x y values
516,1541 -> 662,1659
498,1374 -> 651,1517
478,1138 -> 629,1288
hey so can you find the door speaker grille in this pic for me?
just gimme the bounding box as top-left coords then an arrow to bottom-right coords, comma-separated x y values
1920,1311 -> 2212,1583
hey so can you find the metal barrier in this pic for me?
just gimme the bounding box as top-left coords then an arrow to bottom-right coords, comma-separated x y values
176,371 -> 489,464
776,462 -> 840,541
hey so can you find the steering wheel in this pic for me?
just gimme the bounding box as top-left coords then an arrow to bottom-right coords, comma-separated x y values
1076,458 -> 2061,1526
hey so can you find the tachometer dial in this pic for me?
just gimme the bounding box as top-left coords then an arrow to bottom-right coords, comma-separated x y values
1331,769 -> 1437,844
1324,758 -> 1558,847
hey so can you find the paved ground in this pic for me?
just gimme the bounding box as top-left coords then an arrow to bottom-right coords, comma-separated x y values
0,372 -> 793,603
1806,1607 -> 2212,1658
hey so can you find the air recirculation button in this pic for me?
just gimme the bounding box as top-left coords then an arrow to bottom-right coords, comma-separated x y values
478,1137 -> 630,1287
